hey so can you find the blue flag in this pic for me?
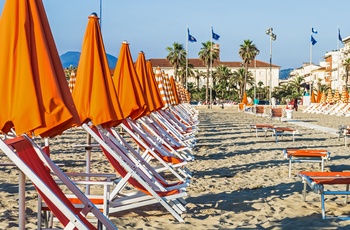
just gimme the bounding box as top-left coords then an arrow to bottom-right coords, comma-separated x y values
212,27 -> 220,40
338,28 -> 343,43
312,27 -> 318,34
311,35 -> 317,45
188,28 -> 197,42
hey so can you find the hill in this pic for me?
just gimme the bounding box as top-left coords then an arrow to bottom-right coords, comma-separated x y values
60,51 -> 118,69
279,68 -> 293,80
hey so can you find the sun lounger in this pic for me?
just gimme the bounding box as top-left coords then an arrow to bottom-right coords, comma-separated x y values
0,135 -> 117,229
247,124 -> 274,138
270,108 -> 283,122
283,149 -> 330,177
82,123 -> 188,222
255,106 -> 265,116
273,127 -> 298,143
298,171 -> 350,219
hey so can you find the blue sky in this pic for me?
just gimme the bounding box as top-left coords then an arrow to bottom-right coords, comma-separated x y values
0,0 -> 349,70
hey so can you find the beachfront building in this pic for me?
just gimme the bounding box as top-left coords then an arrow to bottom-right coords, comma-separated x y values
285,36 -> 350,92
148,58 -> 280,90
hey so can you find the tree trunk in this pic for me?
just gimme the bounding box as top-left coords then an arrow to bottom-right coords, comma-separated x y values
206,66 -> 209,107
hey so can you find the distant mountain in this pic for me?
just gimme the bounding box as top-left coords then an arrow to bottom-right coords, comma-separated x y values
279,68 -> 293,80
60,51 -> 118,69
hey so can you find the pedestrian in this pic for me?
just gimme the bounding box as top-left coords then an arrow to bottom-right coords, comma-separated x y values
293,98 -> 298,111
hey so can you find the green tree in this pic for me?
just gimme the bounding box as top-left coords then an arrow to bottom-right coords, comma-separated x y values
288,75 -> 304,97
178,63 -> 195,88
198,41 -> 220,105
213,65 -> 232,99
166,42 -> 186,83
232,68 -> 254,100
194,69 -> 206,89
238,40 -> 260,93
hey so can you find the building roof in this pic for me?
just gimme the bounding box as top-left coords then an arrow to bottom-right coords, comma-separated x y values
148,58 -> 280,68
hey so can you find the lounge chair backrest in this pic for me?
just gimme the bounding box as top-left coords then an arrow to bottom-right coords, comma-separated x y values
3,136 -> 98,229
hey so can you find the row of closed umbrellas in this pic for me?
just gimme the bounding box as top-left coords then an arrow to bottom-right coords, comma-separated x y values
0,4 -> 190,138
0,0 -> 192,229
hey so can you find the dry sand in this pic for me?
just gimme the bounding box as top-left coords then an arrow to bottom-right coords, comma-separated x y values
1,105 -> 350,229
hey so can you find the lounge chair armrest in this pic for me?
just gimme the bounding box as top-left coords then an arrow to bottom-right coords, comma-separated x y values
65,172 -> 116,178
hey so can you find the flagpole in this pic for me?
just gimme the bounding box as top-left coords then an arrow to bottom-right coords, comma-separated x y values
99,0 -> 102,30
186,26 -> 189,90
210,26 -> 213,109
310,26 -> 313,94
337,26 -> 340,90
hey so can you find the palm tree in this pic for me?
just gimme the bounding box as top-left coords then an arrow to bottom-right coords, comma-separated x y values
166,42 -> 186,82
231,68 -> 254,100
194,69 -> 206,89
213,65 -> 232,99
178,63 -> 195,87
342,58 -> 350,87
238,40 -> 259,93
198,41 -> 220,105
288,75 -> 304,97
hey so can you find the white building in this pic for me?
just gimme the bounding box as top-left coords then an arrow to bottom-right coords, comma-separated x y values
149,58 -> 280,89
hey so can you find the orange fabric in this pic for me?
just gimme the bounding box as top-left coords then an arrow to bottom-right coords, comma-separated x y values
134,52 -> 155,115
155,68 -> 172,107
299,171 -> 350,185
170,76 -> 180,105
8,137 -> 96,229
286,149 -> 328,157
112,42 -> 147,120
92,127 -> 180,196
310,90 -> 316,103
0,0 -> 80,138
255,124 -> 274,129
274,127 -> 295,132
241,92 -> 248,105
146,61 -> 165,110
72,14 -> 125,128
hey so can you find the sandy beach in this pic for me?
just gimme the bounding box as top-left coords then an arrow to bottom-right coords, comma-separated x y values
1,105 -> 350,229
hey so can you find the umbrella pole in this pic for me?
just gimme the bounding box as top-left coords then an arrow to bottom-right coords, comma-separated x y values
85,133 -> 91,195
19,171 -> 25,230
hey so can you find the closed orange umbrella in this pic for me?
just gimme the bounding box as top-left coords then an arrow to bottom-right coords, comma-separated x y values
169,76 -> 181,105
68,70 -> 77,93
113,41 -> 147,120
155,67 -> 171,107
134,52 -> 156,115
333,89 -> 340,103
241,92 -> 248,105
0,0 -> 80,138
72,13 -> 125,128
341,88 -> 348,103
316,90 -> 322,103
146,61 -> 165,110
164,73 -> 176,105
310,90 -> 316,103
326,90 -> 333,104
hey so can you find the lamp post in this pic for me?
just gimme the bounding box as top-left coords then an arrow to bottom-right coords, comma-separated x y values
265,28 -> 276,105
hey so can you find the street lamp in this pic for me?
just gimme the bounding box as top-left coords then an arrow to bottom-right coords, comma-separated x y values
265,27 -> 276,105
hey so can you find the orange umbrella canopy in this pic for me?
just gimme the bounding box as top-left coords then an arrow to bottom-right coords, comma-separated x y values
134,52 -> 157,115
310,90 -> 316,103
333,89 -> 340,103
241,92 -> 248,105
341,87 -> 348,103
68,70 -> 76,93
112,41 -> 147,120
326,90 -> 333,103
0,0 -> 80,138
316,90 -> 322,103
169,76 -> 180,105
146,60 -> 165,110
155,67 -> 171,107
72,13 -> 125,128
